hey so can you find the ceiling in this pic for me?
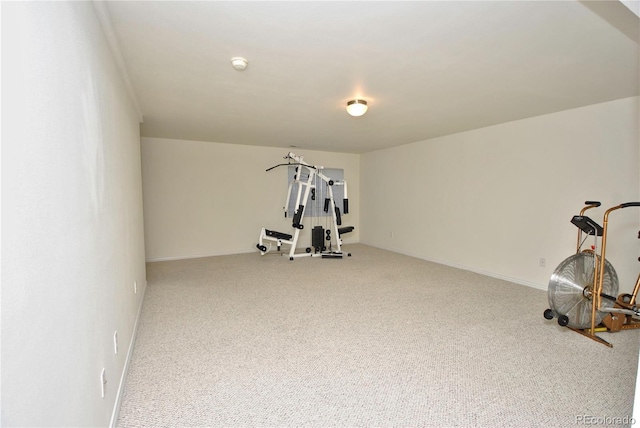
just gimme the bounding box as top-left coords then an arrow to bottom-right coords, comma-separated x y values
105,1 -> 639,154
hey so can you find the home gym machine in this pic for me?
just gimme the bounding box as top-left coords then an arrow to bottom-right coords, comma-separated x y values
543,200 -> 640,347
256,152 -> 354,260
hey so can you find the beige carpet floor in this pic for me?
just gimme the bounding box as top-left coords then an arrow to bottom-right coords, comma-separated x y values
117,244 -> 640,427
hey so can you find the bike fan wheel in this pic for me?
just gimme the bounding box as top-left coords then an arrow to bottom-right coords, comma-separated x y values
548,252 -> 618,329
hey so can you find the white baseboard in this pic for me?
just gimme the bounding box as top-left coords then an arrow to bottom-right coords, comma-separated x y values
148,241 -> 547,291
109,283 -> 147,428
146,237 -> 360,263
146,249 -> 255,262
361,241 -> 547,292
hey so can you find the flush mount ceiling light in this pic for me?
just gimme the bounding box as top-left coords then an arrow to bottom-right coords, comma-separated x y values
231,57 -> 248,71
346,99 -> 368,117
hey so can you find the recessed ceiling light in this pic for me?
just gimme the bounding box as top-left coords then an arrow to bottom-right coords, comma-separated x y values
231,57 -> 248,71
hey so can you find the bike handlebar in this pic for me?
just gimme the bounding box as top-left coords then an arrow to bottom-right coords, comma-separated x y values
620,202 -> 640,208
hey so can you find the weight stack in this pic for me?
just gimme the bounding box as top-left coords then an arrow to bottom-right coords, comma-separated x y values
312,226 -> 324,251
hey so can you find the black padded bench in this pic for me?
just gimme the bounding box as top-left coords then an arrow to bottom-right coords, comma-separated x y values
265,229 -> 293,240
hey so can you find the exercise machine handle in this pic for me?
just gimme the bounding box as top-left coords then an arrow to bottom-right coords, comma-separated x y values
579,201 -> 601,216
266,163 -> 290,172
620,202 -> 640,208
595,201 -> 640,315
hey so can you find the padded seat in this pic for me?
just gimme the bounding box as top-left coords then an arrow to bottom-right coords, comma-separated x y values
338,226 -> 354,236
265,229 -> 293,240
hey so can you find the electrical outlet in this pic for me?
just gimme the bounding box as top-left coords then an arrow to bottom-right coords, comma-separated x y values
539,257 -> 546,268
113,331 -> 118,355
134,281 -> 137,294
390,231 -> 394,238
100,368 -> 106,398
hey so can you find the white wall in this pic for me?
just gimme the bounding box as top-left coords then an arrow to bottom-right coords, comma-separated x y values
633,49 -> 640,424
141,138 -> 359,261
361,97 -> 640,292
2,2 -> 146,427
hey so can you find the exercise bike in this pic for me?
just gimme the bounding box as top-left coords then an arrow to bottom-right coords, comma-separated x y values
543,201 -> 640,347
